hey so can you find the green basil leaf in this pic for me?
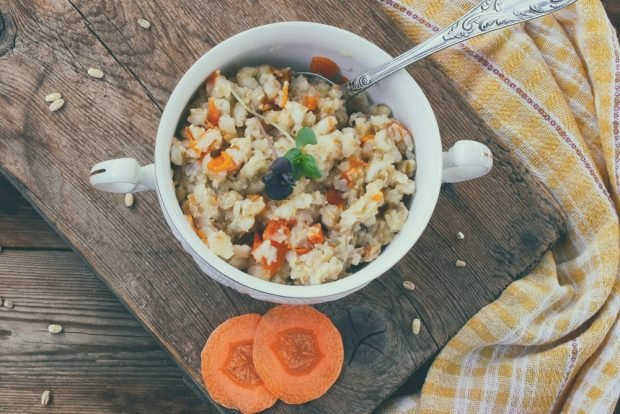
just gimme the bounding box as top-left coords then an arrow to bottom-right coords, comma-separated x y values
295,127 -> 317,149
284,148 -> 302,162
300,154 -> 322,179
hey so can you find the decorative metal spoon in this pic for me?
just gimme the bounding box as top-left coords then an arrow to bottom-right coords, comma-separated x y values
299,0 -> 576,101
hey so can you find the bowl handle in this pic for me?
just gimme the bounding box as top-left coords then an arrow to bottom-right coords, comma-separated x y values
89,158 -> 156,193
442,140 -> 493,183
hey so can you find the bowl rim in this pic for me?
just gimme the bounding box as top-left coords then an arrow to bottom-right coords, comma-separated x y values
154,21 -> 442,299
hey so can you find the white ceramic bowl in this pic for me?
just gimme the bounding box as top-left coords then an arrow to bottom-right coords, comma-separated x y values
90,22 -> 492,304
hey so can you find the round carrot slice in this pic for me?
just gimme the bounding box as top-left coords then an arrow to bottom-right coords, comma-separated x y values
253,305 -> 344,404
201,314 -> 277,414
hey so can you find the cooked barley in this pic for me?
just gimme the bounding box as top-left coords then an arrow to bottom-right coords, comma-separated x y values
49,99 -> 65,112
124,193 -> 134,207
412,318 -> 421,335
137,18 -> 151,29
45,92 -> 62,102
87,68 -> 104,79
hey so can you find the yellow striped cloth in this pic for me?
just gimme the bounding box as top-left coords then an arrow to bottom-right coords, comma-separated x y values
375,0 -> 620,412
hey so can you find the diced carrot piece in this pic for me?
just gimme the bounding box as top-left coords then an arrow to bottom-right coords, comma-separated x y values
310,56 -> 341,81
303,95 -> 319,111
280,81 -> 289,108
207,152 -> 236,172
348,157 -> 368,168
206,69 -> 220,87
326,187 -> 345,208
308,223 -> 324,245
261,240 -> 288,276
252,233 -> 263,252
253,305 -> 344,404
263,219 -> 291,243
201,314 -> 277,413
295,247 -> 312,255
207,97 -> 221,125
371,192 -> 384,202
360,134 -> 375,144
183,127 -> 202,156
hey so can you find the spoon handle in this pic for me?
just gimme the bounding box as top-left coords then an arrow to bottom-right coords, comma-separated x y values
343,0 -> 576,100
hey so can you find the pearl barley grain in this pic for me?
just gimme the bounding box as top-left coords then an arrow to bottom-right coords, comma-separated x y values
456,231 -> 465,240
49,99 -> 65,112
48,324 -> 63,334
45,92 -> 62,102
124,193 -> 134,207
137,18 -> 151,29
455,260 -> 467,268
41,390 -> 51,406
402,280 -> 416,291
412,318 -> 421,335
87,68 -> 105,79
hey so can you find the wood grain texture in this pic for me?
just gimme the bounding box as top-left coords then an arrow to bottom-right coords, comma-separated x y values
0,249 -> 211,414
0,0 -> 566,413
0,175 -> 68,249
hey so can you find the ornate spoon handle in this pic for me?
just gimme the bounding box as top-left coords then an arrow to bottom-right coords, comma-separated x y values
343,0 -> 576,100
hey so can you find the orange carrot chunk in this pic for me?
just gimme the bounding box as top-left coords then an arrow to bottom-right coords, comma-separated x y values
201,314 -> 277,414
308,224 -> 324,245
253,305 -> 344,404
326,187 -> 345,208
206,69 -> 220,87
310,56 -> 340,81
207,152 -> 236,172
263,219 -> 291,243
183,127 -> 202,156
207,97 -> 221,125
261,240 -> 288,277
360,134 -> 375,144
281,81 -> 289,108
303,95 -> 319,111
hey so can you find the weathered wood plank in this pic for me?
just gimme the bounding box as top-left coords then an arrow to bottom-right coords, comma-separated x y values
0,249 -> 211,414
0,1 -> 566,413
0,175 -> 68,249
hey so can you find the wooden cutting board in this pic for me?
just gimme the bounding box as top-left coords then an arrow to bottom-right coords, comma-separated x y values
0,1 -> 566,413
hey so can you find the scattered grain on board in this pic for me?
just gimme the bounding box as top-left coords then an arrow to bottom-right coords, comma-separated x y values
45,92 -> 62,102
41,390 -> 51,406
48,99 -> 65,112
87,68 -> 105,79
412,318 -> 421,335
402,280 -> 416,291
137,18 -> 151,29
48,324 -> 63,334
124,193 -> 134,207
456,231 -> 465,240
3,299 -> 14,309
455,260 -> 466,268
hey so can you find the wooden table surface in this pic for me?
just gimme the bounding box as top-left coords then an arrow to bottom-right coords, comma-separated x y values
0,2 -> 618,413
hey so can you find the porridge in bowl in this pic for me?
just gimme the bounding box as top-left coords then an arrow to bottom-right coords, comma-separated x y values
171,62 -> 415,285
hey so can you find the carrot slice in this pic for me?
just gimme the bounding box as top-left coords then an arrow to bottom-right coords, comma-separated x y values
207,97 -> 221,125
310,56 -> 340,81
201,314 -> 277,414
253,305 -> 344,404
